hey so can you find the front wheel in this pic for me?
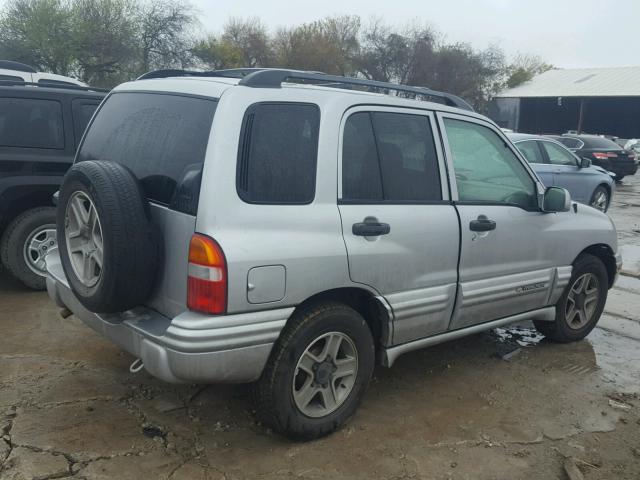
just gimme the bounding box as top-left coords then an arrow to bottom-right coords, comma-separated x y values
252,302 -> 375,440
534,254 -> 608,342
589,186 -> 610,212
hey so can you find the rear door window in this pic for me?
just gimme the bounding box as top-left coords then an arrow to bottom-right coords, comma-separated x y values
236,103 -> 320,204
342,111 -> 442,202
0,97 -> 64,149
515,140 -> 545,164
77,92 -> 217,215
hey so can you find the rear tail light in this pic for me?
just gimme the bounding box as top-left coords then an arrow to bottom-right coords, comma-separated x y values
592,152 -> 618,160
187,234 -> 227,314
629,151 -> 636,160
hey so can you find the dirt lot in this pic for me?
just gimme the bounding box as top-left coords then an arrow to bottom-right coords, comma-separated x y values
1,177 -> 639,480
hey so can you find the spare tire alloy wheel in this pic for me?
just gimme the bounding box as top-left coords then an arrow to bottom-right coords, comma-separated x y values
64,191 -> 103,287
24,225 -> 57,276
293,332 -> 358,418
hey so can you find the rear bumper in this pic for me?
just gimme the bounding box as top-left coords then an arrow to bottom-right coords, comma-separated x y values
46,253 -> 292,384
610,162 -> 638,177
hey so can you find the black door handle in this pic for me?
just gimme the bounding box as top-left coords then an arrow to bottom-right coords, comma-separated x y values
469,215 -> 496,232
352,221 -> 391,237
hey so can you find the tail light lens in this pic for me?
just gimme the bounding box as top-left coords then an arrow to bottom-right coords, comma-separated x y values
187,234 -> 227,314
629,151 -> 636,160
592,152 -> 618,160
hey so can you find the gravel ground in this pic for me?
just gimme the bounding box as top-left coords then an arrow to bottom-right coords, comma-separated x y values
1,176 -> 639,480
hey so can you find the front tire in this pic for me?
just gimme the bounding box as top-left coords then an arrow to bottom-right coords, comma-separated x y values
253,302 -> 375,440
0,207 -> 57,290
534,254 -> 608,342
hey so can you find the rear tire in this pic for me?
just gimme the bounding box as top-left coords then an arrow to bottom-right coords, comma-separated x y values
589,185 -> 610,212
534,254 -> 608,342
252,302 -> 375,440
0,207 -> 57,290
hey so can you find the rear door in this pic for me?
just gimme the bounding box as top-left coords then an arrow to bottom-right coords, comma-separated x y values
439,113 -> 558,330
539,140 -> 586,202
338,106 -> 460,344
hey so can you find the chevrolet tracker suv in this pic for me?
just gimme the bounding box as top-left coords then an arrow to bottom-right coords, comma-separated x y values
46,69 -> 622,439
0,78 -> 106,289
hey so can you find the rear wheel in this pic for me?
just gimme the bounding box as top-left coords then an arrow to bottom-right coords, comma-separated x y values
589,185 -> 610,212
252,302 -> 375,440
0,207 -> 57,290
534,254 -> 608,342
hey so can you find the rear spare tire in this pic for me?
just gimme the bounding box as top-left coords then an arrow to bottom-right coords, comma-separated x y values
57,161 -> 160,313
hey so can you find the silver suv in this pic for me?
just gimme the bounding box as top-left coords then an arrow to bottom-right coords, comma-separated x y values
46,69 -> 622,439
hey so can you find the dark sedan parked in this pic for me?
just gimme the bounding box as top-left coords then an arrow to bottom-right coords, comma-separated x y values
547,134 -> 638,182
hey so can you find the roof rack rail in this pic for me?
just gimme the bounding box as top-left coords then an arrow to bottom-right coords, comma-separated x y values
0,79 -> 109,93
238,69 -> 474,111
136,67 -> 473,111
0,60 -> 37,73
137,68 -> 264,81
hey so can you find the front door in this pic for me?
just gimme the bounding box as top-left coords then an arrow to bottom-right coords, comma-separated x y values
540,140 -> 586,203
338,107 -> 460,345
439,114 -> 559,330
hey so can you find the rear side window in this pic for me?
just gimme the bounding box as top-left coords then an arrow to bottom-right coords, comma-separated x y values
342,111 -> 442,202
77,92 -> 217,214
237,103 -> 320,204
557,137 -> 582,149
0,74 -> 23,82
0,97 -> 64,149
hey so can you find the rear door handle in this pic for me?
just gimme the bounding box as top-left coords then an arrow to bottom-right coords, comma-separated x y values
469,215 -> 496,232
352,221 -> 390,237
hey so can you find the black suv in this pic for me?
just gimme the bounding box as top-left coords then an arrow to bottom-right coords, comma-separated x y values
0,80 -> 106,289
548,134 -> 639,182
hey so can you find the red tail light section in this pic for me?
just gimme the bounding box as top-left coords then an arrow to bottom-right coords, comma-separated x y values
187,234 -> 227,314
592,152 -> 618,160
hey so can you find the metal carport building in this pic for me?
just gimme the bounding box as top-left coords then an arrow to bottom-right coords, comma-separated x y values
489,66 -> 640,138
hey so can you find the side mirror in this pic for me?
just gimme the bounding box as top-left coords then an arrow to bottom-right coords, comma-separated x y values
580,157 -> 591,168
542,187 -> 571,212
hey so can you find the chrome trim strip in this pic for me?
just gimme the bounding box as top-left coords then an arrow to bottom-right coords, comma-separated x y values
382,306 -> 556,367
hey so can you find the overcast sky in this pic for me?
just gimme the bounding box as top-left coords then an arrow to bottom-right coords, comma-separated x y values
191,0 -> 637,69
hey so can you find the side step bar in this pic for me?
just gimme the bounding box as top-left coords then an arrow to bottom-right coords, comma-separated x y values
382,306 -> 556,367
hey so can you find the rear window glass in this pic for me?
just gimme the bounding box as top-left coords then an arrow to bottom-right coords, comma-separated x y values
77,92 -> 217,214
582,136 -> 622,149
0,97 -> 64,149
237,103 -> 320,204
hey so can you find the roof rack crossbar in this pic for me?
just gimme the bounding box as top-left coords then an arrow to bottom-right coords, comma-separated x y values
238,69 -> 474,111
0,60 -> 37,73
0,79 -> 108,93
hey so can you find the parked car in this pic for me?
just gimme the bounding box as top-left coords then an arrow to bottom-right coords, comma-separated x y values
0,60 -> 87,87
547,134 -> 638,182
46,69 -> 621,440
0,79 -> 106,289
507,133 -> 615,212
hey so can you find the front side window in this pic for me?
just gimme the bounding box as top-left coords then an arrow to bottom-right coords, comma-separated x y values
342,111 -> 442,202
516,140 -> 545,164
0,97 -> 64,149
237,103 -> 320,204
444,118 -> 537,209
542,141 -> 577,166
77,92 -> 217,214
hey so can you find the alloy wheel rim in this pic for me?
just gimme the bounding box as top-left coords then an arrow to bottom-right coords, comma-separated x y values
565,273 -> 599,330
23,226 -> 57,275
292,331 -> 358,418
591,191 -> 608,212
64,191 -> 104,287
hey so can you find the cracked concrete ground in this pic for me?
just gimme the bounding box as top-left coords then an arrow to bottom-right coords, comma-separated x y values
1,176 -> 639,480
